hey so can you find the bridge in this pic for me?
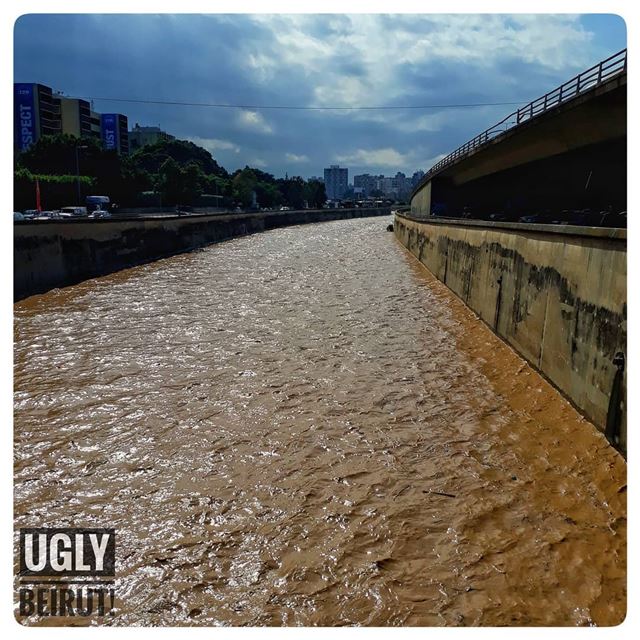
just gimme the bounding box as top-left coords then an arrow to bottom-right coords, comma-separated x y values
396,50 -> 627,453
410,49 -> 627,220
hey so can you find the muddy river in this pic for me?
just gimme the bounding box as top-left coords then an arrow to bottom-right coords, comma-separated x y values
14,217 -> 626,626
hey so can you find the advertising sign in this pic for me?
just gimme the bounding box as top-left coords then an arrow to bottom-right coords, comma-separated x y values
100,114 -> 119,151
14,83 -> 36,151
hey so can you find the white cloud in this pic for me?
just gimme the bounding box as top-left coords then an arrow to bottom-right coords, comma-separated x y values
249,158 -> 267,168
236,110 -> 273,134
246,14 -> 594,110
285,153 -> 309,163
335,148 -> 412,169
245,52 -> 278,83
187,136 -> 240,154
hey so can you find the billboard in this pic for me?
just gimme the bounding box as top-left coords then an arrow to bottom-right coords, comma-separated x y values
100,114 -> 119,151
14,83 -> 36,151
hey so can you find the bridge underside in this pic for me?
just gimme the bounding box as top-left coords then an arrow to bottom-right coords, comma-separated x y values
429,137 -> 626,217
412,78 -> 626,218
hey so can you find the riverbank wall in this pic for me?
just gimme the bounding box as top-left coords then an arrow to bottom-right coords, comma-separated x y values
394,212 -> 627,452
14,208 -> 389,301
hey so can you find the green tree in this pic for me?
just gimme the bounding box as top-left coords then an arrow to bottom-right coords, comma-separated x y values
232,168 -> 258,207
156,157 -> 184,205
255,182 -> 282,208
304,179 -> 327,208
182,161 -> 206,205
278,176 -> 306,209
19,134 -> 105,176
131,139 -> 228,177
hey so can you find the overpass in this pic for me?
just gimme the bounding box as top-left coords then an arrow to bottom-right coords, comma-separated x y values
411,49 -> 627,219
399,50 -> 627,453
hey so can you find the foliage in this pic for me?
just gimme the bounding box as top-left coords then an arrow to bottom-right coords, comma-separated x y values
15,134 -> 329,211
131,139 -> 228,177
14,167 -> 96,211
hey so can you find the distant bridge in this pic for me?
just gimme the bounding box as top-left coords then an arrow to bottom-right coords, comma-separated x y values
411,49 -> 627,220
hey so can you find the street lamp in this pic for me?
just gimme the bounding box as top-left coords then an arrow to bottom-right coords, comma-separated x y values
75,145 -> 88,206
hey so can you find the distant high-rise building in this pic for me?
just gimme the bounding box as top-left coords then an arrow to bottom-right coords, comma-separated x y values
14,83 -> 61,151
411,170 -> 425,187
59,96 -> 95,139
101,113 -> 129,155
89,109 -> 102,139
353,173 -> 377,197
377,176 -> 394,196
129,123 -> 176,151
15,83 -> 132,155
324,165 -> 348,200
392,172 -> 412,199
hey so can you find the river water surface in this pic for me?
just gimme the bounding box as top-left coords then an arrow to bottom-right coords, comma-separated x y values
14,217 -> 626,626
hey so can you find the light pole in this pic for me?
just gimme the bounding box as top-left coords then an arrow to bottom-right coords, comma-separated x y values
75,145 -> 88,206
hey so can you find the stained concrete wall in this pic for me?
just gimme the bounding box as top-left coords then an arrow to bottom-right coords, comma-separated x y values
394,213 -> 626,452
14,208 -> 389,301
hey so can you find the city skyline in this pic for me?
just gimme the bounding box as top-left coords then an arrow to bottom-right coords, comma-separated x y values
14,79 -> 428,185
14,13 -> 626,178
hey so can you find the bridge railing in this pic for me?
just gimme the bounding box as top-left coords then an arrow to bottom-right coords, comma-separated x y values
419,49 -> 627,185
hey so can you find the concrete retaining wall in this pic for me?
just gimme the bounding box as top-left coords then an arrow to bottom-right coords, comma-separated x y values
14,208 -> 389,301
394,213 -> 626,452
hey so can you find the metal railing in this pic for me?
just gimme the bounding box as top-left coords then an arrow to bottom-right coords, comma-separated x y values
418,49 -> 627,187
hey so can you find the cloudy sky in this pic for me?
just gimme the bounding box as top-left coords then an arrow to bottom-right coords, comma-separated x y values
14,13 -> 626,179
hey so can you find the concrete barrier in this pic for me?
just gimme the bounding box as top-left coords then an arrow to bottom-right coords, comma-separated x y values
394,212 -> 626,453
14,208 -> 389,301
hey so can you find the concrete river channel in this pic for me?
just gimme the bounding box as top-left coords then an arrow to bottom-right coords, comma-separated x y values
14,217 -> 626,626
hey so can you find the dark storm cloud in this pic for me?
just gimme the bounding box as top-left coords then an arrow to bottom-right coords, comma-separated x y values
14,13 -> 625,178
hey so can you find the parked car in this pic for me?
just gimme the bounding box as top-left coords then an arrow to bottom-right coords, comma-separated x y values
34,211 -> 62,220
14,211 -> 25,221
88,207 -> 111,219
60,206 -> 88,218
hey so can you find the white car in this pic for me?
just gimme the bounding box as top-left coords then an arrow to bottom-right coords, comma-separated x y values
60,206 -> 88,218
88,209 -> 111,219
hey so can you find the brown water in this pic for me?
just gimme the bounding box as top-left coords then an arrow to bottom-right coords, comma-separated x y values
14,217 -> 626,626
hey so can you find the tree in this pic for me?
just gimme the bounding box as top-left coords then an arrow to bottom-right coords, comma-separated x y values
131,139 -> 228,177
14,167 -> 96,211
304,179 -> 327,208
182,161 -> 206,205
19,133 -> 104,176
232,168 -> 258,207
278,176 -> 306,209
156,157 -> 184,205
255,182 -> 282,208
15,132 -> 333,212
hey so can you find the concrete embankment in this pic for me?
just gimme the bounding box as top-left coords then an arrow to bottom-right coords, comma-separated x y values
394,212 -> 626,453
14,207 -> 389,301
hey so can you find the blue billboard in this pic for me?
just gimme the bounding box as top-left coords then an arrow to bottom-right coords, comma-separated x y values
100,114 -> 119,151
14,83 -> 36,151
